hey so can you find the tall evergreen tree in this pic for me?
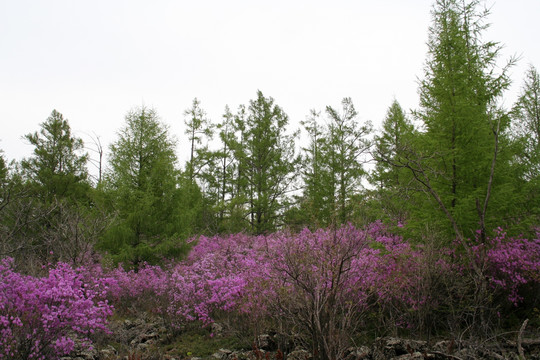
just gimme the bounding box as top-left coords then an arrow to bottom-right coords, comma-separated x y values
198,106 -> 243,233
9,111 -> 105,265
299,98 -> 371,227
394,0 -> 514,240
231,91 -> 299,235
325,98 -> 372,225
0,149 -> 7,189
512,65 -> 540,180
183,98 -> 214,182
371,100 -> 416,224
100,107 -> 190,266
509,65 -> 540,231
21,110 -> 89,203
298,110 -> 329,227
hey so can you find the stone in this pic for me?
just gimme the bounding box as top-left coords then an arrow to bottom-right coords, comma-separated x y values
211,322 -> 224,337
373,337 -> 428,359
391,352 -> 425,360
287,349 -> 312,360
257,334 -> 277,351
211,348 -> 232,359
345,345 -> 371,359
100,344 -> 118,357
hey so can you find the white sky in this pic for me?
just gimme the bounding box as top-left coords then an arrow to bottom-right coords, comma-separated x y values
1,0 -> 539,175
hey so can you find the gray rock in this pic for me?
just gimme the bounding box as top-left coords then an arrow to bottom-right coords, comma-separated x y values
391,352 -> 425,360
136,342 -> 149,351
345,345 -> 371,359
257,334 -> 277,351
123,319 -> 134,329
211,322 -> 224,337
373,337 -> 428,359
100,344 -> 118,357
211,348 -> 233,359
287,349 -> 312,360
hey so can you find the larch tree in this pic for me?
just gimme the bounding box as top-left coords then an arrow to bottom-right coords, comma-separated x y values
100,106 -> 190,266
512,65 -> 540,180
183,97 -> 214,183
199,105 -> 242,233
298,110 -> 329,228
300,98 -> 371,227
325,98 -> 372,225
509,65 -> 540,231
15,111 -> 104,265
21,110 -> 89,204
392,0 -> 515,241
232,91 -> 299,235
371,99 -> 416,225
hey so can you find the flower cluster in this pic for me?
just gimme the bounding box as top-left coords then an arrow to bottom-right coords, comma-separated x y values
0,259 -> 113,359
2,224 -> 539,358
472,228 -> 540,304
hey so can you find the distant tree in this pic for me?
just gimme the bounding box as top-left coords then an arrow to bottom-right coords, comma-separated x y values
325,98 -> 372,225
100,107 -> 190,266
509,65 -> 540,231
21,110 -> 89,203
300,98 -> 371,227
1,115 -> 107,268
371,100 -> 415,224
298,110 -> 328,227
231,91 -> 299,235
197,106 -> 243,233
0,149 -> 7,186
512,65 -> 540,180
183,98 -> 214,182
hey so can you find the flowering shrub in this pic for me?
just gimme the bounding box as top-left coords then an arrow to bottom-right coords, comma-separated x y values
2,223 -> 538,359
0,258 -> 113,360
472,228 -> 540,305
167,233 -> 269,325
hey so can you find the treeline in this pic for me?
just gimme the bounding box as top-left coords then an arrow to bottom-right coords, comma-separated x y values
1,0 -> 539,269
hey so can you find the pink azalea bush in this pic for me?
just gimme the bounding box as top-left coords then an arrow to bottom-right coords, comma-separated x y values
2,223 -> 539,359
471,228 -> 540,305
0,258 -> 113,360
167,233 -> 270,325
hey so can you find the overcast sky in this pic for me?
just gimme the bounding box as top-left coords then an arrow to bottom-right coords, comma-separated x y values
1,0 -> 539,174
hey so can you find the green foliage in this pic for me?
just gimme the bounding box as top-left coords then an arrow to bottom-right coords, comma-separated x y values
300,98 -> 372,228
371,100 -> 416,225
512,65 -> 540,180
183,98 -> 214,182
197,106 -> 244,234
229,91 -> 299,235
162,324 -> 248,358
508,65 -> 540,233
389,0 -> 515,240
99,107 -> 190,266
21,110 -> 90,204
0,115 -> 112,268
0,150 -> 7,186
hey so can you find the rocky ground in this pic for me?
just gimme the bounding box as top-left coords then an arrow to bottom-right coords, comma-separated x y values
62,316 -> 540,360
